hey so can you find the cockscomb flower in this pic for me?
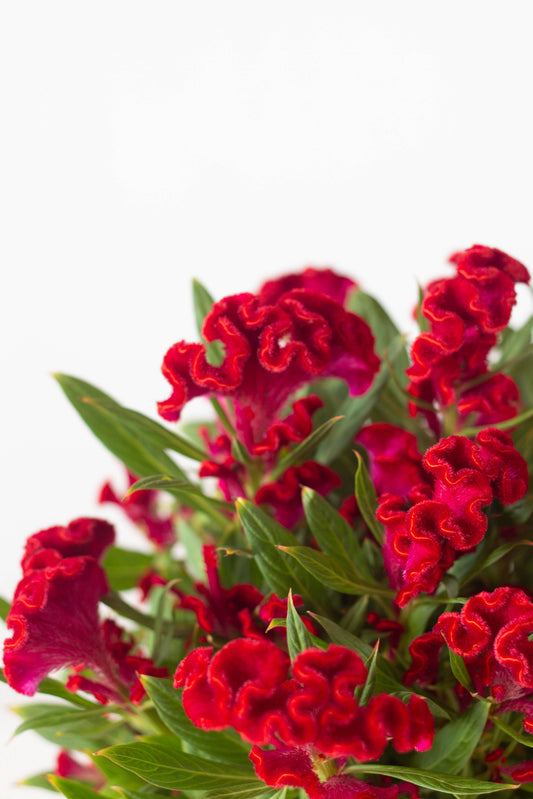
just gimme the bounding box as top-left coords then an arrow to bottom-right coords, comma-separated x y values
21,517 -> 115,572
408,245 -> 530,434
158,279 -> 380,455
376,428 -> 528,606
98,469 -> 175,548
258,266 -> 358,306
174,639 -> 433,760
3,555 -> 116,696
435,587 -> 533,730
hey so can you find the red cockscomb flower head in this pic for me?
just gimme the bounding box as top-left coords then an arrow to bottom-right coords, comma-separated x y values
377,429 -> 528,606
407,245 -> 530,434
435,587 -> 533,723
258,267 -> 358,307
3,555 -> 116,696
158,282 -> 380,455
175,640 -> 434,760
21,517 -> 115,572
98,470 -> 175,548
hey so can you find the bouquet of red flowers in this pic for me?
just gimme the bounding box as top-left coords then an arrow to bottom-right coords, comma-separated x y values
3,244 -> 533,798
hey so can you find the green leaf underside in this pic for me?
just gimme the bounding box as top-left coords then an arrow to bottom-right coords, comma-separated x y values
100,741 -> 260,792
48,776 -> 102,799
285,589 -> 314,661
54,375 -> 186,480
278,545 -> 390,596
142,677 -> 250,765
13,704 -> 116,737
354,452 -> 385,546
414,699 -> 490,773
237,499 -> 328,613
346,764 -> 516,794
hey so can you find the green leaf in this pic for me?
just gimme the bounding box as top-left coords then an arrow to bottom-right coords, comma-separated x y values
99,741 -> 259,792
460,405 -> 533,437
347,290 -> 409,382
358,642 -> 379,706
316,334 -> 407,463
457,539 -> 533,587
414,699 -> 490,773
354,451 -> 384,546
448,649 -> 474,693
268,416 -> 343,480
192,278 -> 225,365
91,754 -> 149,791
76,397 -> 207,462
492,716 -> 533,749
13,703 -> 116,737
278,545 -> 391,597
0,669 -> 94,706
495,313 -> 533,366
0,595 -> 10,622
142,677 -> 250,765
48,776 -> 102,799
102,547 -> 153,592
302,488 -> 366,572
285,589 -> 314,661
130,475 -> 233,530
54,375 -> 186,479
346,764 -> 516,795
236,499 -> 328,613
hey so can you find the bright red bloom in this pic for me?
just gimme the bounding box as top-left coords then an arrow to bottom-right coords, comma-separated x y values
408,245 -> 529,434
356,423 -> 428,499
3,556 -> 116,696
175,640 -> 433,759
258,267 -> 358,306
435,587 -> 533,717
158,285 -> 379,455
21,517 -> 114,572
377,429 -> 528,606
98,470 -> 175,548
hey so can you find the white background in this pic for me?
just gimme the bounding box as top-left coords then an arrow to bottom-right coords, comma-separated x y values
1,2 -> 533,796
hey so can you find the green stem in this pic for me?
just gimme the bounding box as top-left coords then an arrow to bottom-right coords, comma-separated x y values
102,591 -> 192,638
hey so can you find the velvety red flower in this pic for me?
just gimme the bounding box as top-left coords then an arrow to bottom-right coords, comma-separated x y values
377,429 -> 528,606
21,517 -> 115,572
158,285 -> 379,455
408,245 -> 530,434
255,460 -> 341,527
258,267 -> 358,307
98,470 -> 175,548
175,640 -> 434,759
3,556 -> 116,696
435,587 -> 533,714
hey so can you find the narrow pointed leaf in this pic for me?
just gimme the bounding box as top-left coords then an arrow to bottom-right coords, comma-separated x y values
48,777 -> 102,799
102,547 -> 154,592
286,589 -> 314,661
236,500 -> 328,614
100,741 -> 259,792
0,595 -> 10,622
358,642 -> 379,706
142,677 -> 250,764
414,699 -> 490,773
79,397 -> 207,461
54,374 -> 185,480
354,451 -> 384,546
192,278 -> 224,364
14,704 -> 117,737
129,475 -> 233,529
448,649 -> 474,692
278,545 -> 390,597
346,764 -> 516,794
302,488 -> 368,573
